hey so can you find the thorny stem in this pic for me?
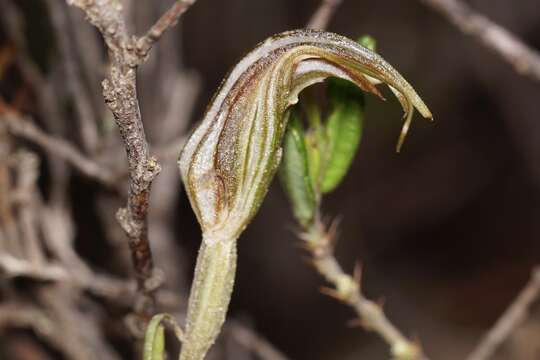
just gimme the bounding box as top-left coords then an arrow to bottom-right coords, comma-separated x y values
300,213 -> 425,360
303,4 -> 427,357
466,267 -> 540,360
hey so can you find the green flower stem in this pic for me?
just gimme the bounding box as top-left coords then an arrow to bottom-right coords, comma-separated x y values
179,237 -> 237,360
303,214 -> 424,360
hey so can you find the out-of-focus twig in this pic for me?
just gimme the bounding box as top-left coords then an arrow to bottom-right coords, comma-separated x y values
45,0 -> 100,153
0,111 -> 118,188
12,150 -> 44,264
0,122 -> 21,256
0,303 -> 56,340
170,312 -> 289,360
38,286 -> 122,360
66,5 -> 105,116
0,0 -> 45,90
418,0 -> 540,83
300,215 -> 425,360
0,296 -> 120,360
0,254 -> 68,281
226,321 -> 289,360
306,0 -> 344,30
0,248 -> 182,310
466,267 -> 540,360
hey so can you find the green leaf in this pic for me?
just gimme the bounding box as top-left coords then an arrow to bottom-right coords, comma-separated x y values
279,108 -> 316,225
358,35 -> 377,51
303,100 -> 327,193
144,315 -> 167,360
320,78 -> 365,194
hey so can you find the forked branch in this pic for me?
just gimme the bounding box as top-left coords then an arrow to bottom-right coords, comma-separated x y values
67,0 -> 197,329
136,0 -> 198,57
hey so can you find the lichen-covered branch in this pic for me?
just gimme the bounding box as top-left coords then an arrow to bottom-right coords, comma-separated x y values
67,0 -> 195,326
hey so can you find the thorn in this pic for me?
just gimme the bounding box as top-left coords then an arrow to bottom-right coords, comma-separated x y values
302,256 -> 316,268
376,296 -> 386,310
326,217 -> 341,247
319,286 -> 343,301
310,244 -> 329,259
297,231 -> 311,243
346,318 -> 364,328
411,334 -> 422,349
285,223 -> 304,236
294,241 -> 312,251
353,262 -> 363,286
346,317 -> 372,330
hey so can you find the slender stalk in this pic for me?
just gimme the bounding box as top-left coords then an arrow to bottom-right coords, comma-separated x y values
307,0 -> 344,30
418,0 -> 540,83
466,267 -> 540,360
179,237 -> 238,360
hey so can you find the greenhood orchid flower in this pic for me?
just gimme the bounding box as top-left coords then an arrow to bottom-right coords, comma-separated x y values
176,29 -> 432,360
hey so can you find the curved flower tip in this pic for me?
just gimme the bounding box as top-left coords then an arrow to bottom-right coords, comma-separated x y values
179,29 -> 432,239
393,85 -> 433,153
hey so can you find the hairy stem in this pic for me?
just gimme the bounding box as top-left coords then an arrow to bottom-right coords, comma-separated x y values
180,237 -> 238,360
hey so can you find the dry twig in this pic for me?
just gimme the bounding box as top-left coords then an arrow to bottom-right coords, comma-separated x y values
466,267 -> 540,360
307,0 -> 344,30
45,0 -> 100,153
0,111 -> 117,188
136,0 -> 198,57
419,0 -> 540,83
0,254 -> 67,281
67,0 -> 197,325
12,150 -> 44,264
226,321 -> 289,360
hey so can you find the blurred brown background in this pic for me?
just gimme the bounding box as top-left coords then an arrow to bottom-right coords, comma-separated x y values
1,0 -> 540,359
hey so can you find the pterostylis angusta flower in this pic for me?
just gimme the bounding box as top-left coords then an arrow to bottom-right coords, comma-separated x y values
175,29 -> 432,360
